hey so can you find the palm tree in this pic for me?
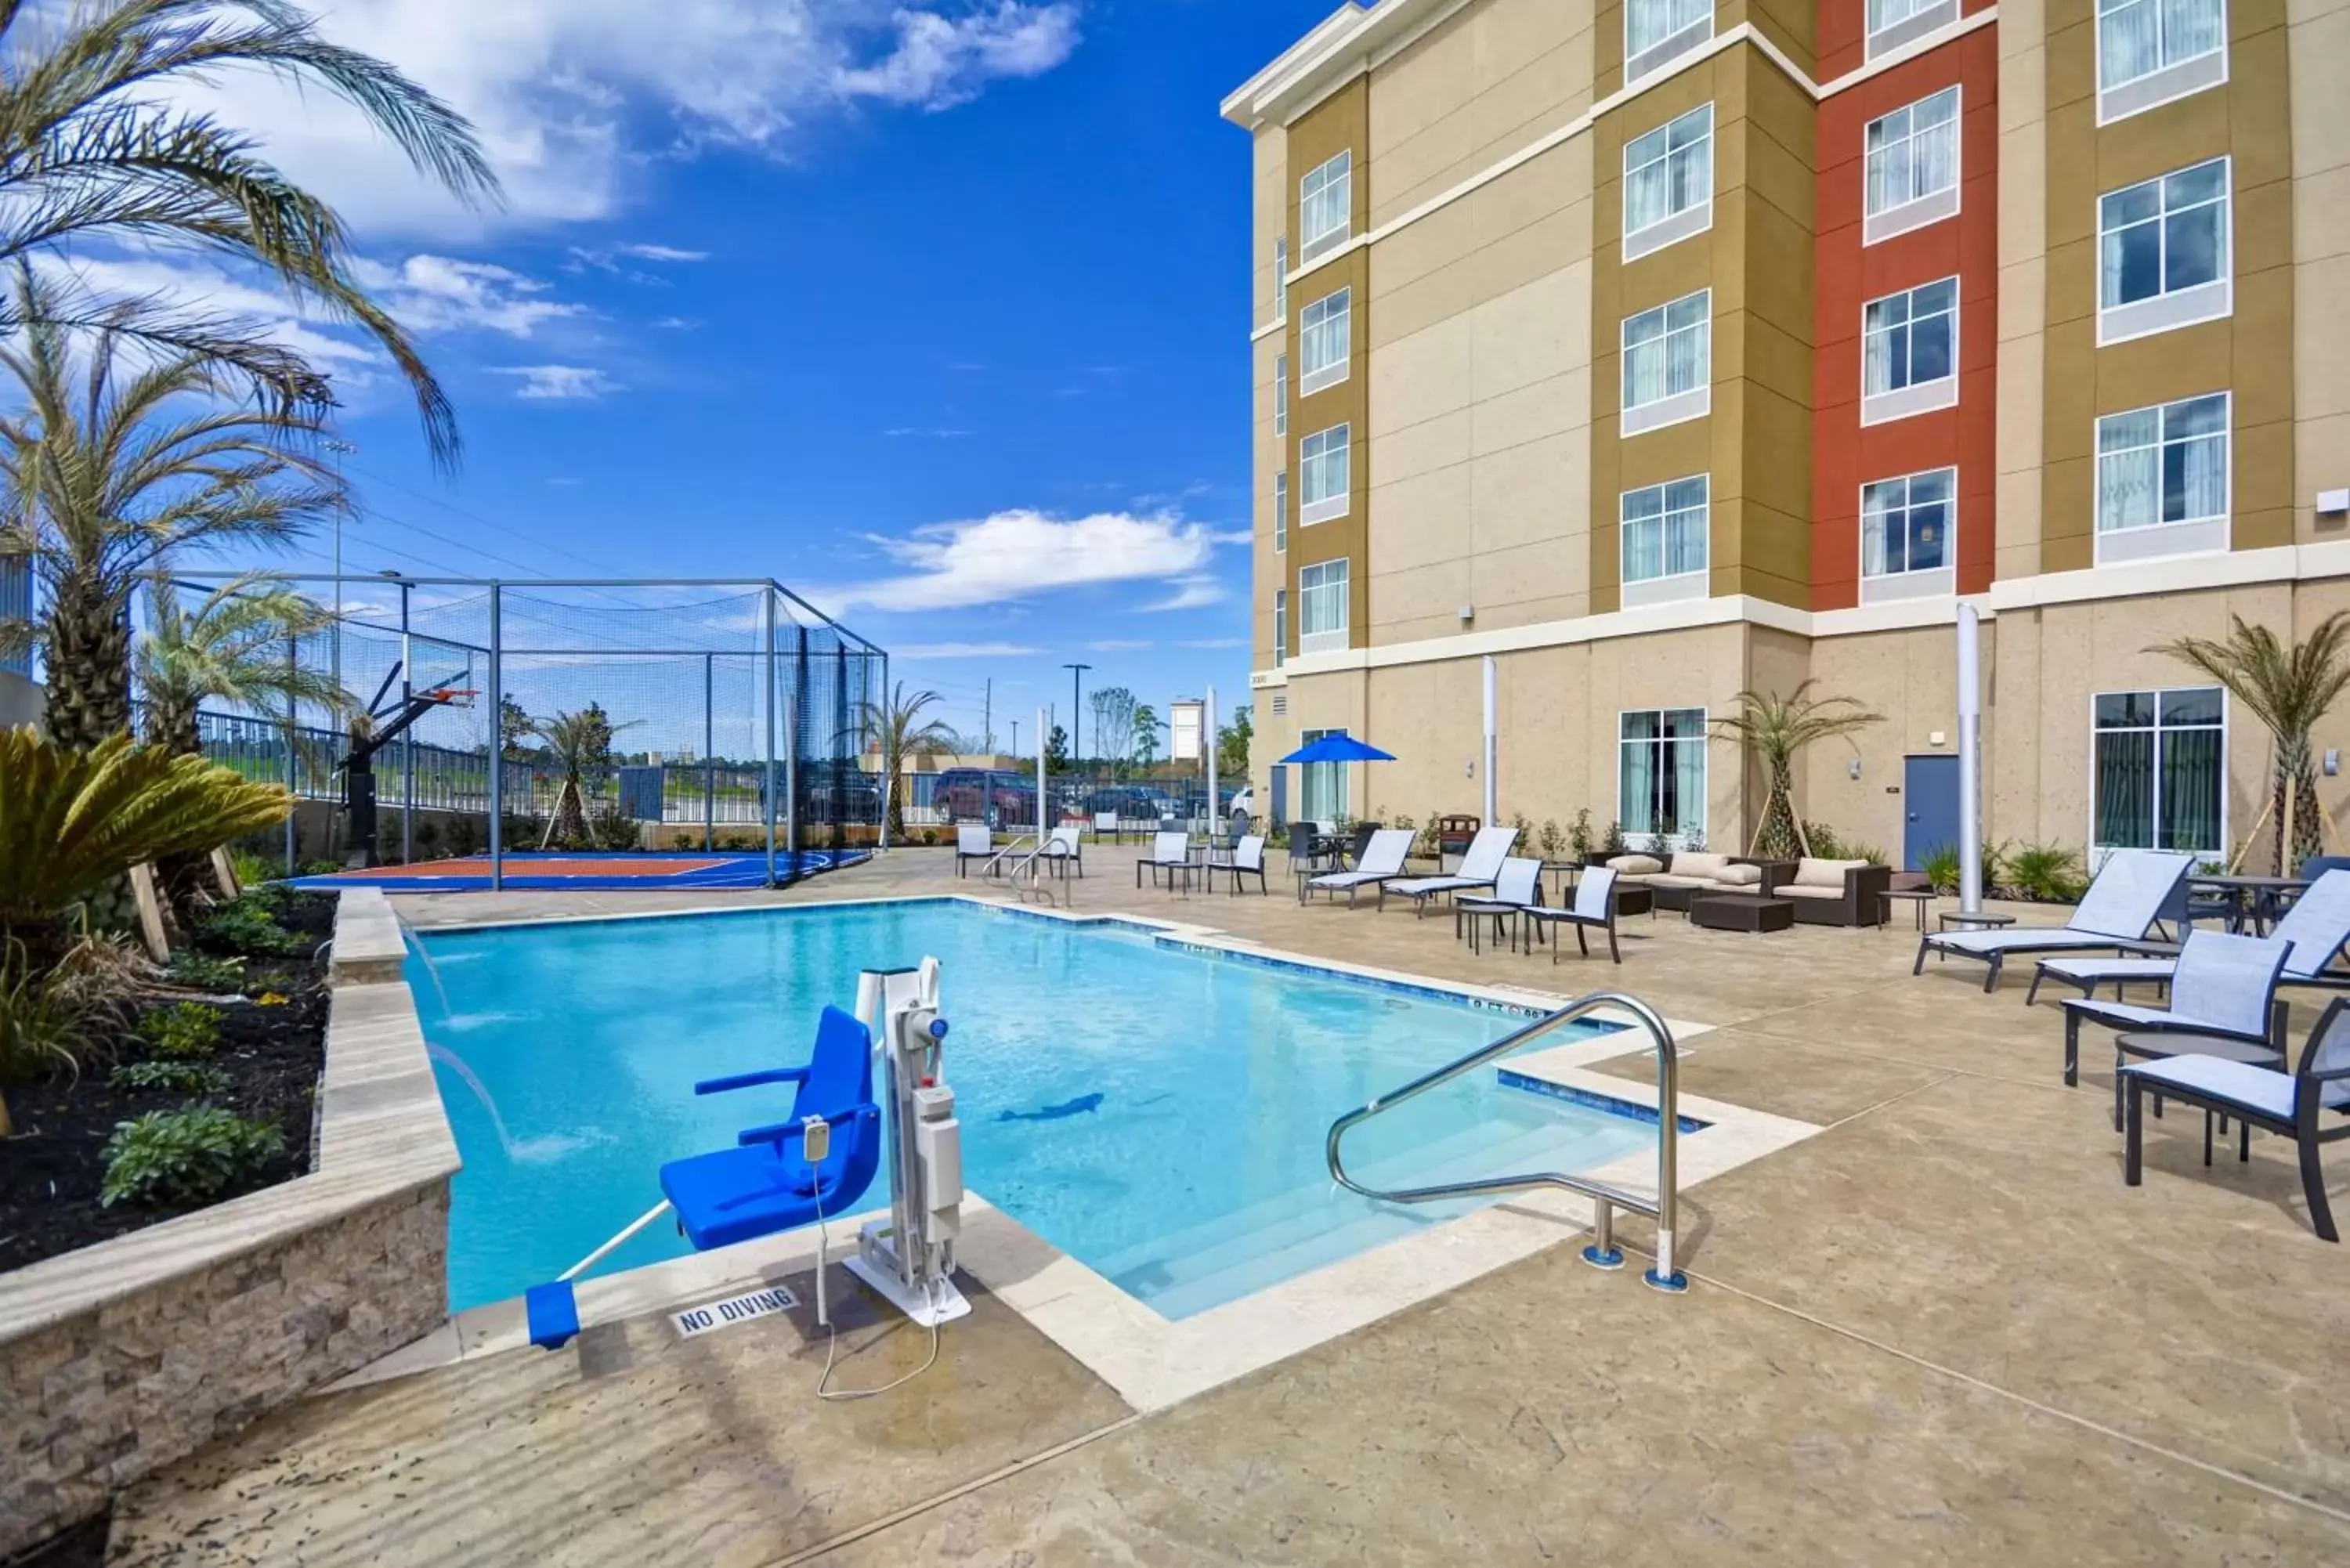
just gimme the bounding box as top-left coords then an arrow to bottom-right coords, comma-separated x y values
0,0 -> 501,459
850,683 -> 955,842
1710,681 -> 1884,860
2153,612 -> 2350,873
136,573 -> 350,755
531,704 -> 634,848
0,265 -> 345,748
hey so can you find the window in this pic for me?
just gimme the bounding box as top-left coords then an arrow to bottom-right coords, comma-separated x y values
2095,392 -> 2229,562
1623,105 -> 1712,261
1298,559 -> 1350,655
1622,289 -> 1710,435
1621,476 -> 1709,605
2094,688 -> 2223,854
1275,355 -> 1289,435
1300,726 -> 1350,819
2099,158 -> 2229,343
1626,0 -> 1712,82
1300,288 -> 1351,396
1274,471 -> 1289,554
1300,424 -> 1350,526
1274,237 -> 1289,320
1861,276 -> 1958,424
1864,88 -> 1959,244
1300,151 -> 1351,264
2099,0 -> 2226,122
1619,708 -> 1707,844
1867,0 -> 1958,58
1274,589 -> 1288,669
1860,468 -> 1955,599
0,558 -> 27,676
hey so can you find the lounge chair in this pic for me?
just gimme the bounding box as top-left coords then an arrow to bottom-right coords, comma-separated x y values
1524,865 -> 1624,964
2032,869 -> 2350,1003
1383,825 -> 1520,916
2059,929 -> 2293,1129
2121,995 -> 2350,1241
1303,828 -> 1415,905
1912,848 -> 2194,992
1137,830 -> 1199,890
1453,856 -> 1543,953
1039,824 -> 1083,879
1214,833 -> 1269,894
953,823 -> 993,877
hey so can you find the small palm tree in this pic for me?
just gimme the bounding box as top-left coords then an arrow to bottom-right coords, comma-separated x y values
531,704 -> 634,848
850,683 -> 955,842
1710,681 -> 1884,861
0,0 -> 501,457
136,573 -> 351,755
2153,612 -> 2350,873
0,264 -> 345,749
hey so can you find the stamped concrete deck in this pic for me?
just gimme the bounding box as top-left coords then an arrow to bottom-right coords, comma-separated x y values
110,845 -> 2350,1563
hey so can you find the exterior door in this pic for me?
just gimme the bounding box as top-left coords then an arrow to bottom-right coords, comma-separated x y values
1270,764 -> 1289,829
1902,754 -> 1961,871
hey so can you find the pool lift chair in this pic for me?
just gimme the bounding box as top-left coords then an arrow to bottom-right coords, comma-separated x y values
525,959 -> 971,1349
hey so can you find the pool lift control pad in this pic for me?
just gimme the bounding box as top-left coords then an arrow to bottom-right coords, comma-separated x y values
844,959 -> 973,1328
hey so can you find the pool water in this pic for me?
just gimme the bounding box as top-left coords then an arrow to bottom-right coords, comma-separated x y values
410,901 -> 1653,1319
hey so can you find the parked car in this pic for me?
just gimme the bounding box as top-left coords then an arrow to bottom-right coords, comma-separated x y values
935,767 -> 1036,826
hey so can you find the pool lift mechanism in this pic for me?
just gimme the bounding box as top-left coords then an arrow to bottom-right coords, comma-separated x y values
525,958 -> 969,1353
334,659 -> 475,869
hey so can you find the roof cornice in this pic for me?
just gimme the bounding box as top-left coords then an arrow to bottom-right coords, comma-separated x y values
1220,0 -> 1458,131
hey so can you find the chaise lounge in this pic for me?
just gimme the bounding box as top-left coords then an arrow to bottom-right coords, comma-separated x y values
1303,828 -> 1415,905
2030,869 -> 2350,1003
1383,825 -> 1520,915
1911,847 -> 2194,992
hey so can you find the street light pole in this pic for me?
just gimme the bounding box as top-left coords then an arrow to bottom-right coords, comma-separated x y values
1064,661 -> 1090,778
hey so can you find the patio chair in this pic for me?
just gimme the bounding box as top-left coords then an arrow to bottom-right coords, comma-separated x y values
1452,856 -> 1543,953
2059,929 -> 2293,1129
1215,833 -> 1270,895
1039,824 -> 1083,879
1137,830 -> 1199,890
2031,869 -> 2350,1004
2121,995 -> 2350,1241
1303,829 -> 1415,906
1524,865 -> 1623,964
953,823 -> 993,878
1912,848 -> 2194,992
1094,809 -> 1120,844
1382,825 -> 1520,916
1285,819 -> 1329,876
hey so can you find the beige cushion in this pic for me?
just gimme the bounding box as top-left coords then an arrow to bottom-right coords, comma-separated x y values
1716,862 -> 1763,887
1608,854 -> 1664,876
1648,873 -> 1712,889
1795,857 -> 1868,889
1670,851 -> 1730,879
1779,883 -> 1843,900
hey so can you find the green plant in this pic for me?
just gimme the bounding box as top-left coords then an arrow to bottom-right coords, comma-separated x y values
1680,826 -> 1706,853
1709,682 -> 1885,861
299,858 -> 342,877
1601,818 -> 1628,857
413,819 -> 443,859
166,950 -> 246,993
1920,844 -> 1961,894
2004,842 -> 2086,903
110,1059 -> 229,1094
1568,809 -> 1595,861
136,576 -> 352,760
136,1001 -> 225,1059
844,683 -> 956,843
99,1106 -> 285,1209
588,800 -> 641,851
192,896 -> 303,958
0,938 -> 92,1133
230,850 -> 279,891
1538,818 -> 1564,860
445,816 -> 482,857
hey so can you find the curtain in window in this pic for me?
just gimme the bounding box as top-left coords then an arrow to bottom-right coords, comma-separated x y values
1666,316 -> 1706,395
1629,0 -> 1708,53
2159,724 -> 2222,851
1626,158 -> 1669,234
1623,513 -> 1663,583
1865,131 -> 1907,215
2167,397 -> 2227,523
2100,0 -> 2158,86
2095,729 -> 2157,848
2097,410 -> 2159,531
1664,484 -> 1708,575
2161,0 -> 2222,63
1625,336 -> 1665,408
1666,719 -> 1706,837
1912,115 -> 1955,199
1668,140 -> 1708,215
1620,713 -> 1658,835
1861,486 -> 1895,576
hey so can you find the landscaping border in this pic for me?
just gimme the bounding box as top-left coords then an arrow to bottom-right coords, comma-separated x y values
0,888 -> 455,1558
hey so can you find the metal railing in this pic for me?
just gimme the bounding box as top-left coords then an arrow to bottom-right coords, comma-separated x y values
1325,991 -> 1688,1292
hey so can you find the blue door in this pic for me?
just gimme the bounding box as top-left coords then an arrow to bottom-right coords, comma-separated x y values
1903,754 -> 1961,872
1270,764 -> 1289,828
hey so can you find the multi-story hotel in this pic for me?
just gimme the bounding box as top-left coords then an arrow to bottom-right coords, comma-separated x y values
1227,0 -> 2350,869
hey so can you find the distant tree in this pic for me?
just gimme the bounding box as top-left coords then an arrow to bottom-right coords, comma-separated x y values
1044,723 -> 1070,773
532,704 -> 634,847
1132,704 -> 1166,770
1217,704 -> 1253,778
848,682 -> 956,840
1089,685 -> 1139,780
497,693 -> 533,761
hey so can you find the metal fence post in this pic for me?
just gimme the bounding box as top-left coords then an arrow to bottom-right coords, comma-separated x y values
877,649 -> 891,852
284,634 -> 298,876
703,652 -> 714,852
400,581 -> 414,864
487,582 -> 504,892
763,589 -> 778,887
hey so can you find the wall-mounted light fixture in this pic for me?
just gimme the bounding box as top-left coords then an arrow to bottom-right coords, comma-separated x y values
1849,757 -> 1863,781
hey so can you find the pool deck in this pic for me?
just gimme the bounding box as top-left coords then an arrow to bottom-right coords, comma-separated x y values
106,846 -> 2350,1563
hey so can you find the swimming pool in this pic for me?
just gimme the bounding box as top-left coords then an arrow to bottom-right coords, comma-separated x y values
409,900 -> 1657,1319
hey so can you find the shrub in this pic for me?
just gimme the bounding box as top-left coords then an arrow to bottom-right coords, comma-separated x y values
99,1106 -> 285,1208
300,858 -> 342,876
1600,819 -> 1628,857
1919,844 -> 1961,894
230,849 -> 279,891
1679,826 -> 1707,853
2004,842 -> 2086,903
444,815 -> 482,857
136,1002 -> 226,1059
166,950 -> 246,993
589,802 -> 642,851
193,894 -> 304,957
413,819 -> 442,859
0,940 -> 87,1091
110,1059 -> 230,1094
1567,808 -> 1594,861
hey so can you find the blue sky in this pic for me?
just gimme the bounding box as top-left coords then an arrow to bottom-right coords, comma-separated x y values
107,0 -> 1343,749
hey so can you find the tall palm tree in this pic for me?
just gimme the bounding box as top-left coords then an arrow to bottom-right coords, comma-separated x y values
2154,612 -> 2350,872
0,266 -> 346,748
0,0 -> 501,458
850,682 -> 955,842
1710,681 -> 1884,860
531,704 -> 634,848
136,572 -> 349,755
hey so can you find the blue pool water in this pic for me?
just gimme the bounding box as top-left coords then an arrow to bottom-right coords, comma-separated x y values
410,901 -> 1654,1319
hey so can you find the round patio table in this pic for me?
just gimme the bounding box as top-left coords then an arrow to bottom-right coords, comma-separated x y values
1881,888 -> 1936,931
1939,909 -> 2015,931
2187,874 -> 2307,934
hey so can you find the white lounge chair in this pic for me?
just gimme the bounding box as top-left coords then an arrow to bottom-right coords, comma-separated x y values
1381,825 -> 1520,916
2062,929 -> 2294,1129
1303,829 -> 1415,906
2031,869 -> 2350,1004
1137,830 -> 1198,891
1912,849 -> 2194,992
1039,825 -> 1083,879
953,823 -> 993,878
1213,833 -> 1269,895
1524,865 -> 1625,965
1452,856 -> 1543,952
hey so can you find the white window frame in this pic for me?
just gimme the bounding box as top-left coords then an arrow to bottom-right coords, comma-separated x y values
2094,392 -> 2231,564
1275,354 -> 1288,436
1274,237 -> 1289,320
1300,150 -> 1352,266
1620,475 -> 1710,608
1622,104 -> 1713,262
2097,157 -> 2231,346
2096,0 -> 2229,125
1297,559 -> 1350,656
1299,725 -> 1349,818
1299,288 -> 1351,396
1274,470 -> 1289,555
1620,289 -> 1712,436
1300,424 -> 1351,526
1625,0 -> 1713,86
1274,588 -> 1288,669
1867,0 -> 1959,60
1617,707 -> 1708,848
1859,467 -> 1958,603
1860,276 -> 1960,426
1863,87 -> 1961,247
2088,687 -> 2228,862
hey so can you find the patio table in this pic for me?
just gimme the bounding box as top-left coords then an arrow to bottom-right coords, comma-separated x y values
2187,874 -> 2307,935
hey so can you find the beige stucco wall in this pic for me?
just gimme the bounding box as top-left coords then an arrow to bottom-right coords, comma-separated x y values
1253,121 -> 1289,325
2290,0 -> 2350,544
1995,0 -> 2048,583
1256,329 -> 1286,672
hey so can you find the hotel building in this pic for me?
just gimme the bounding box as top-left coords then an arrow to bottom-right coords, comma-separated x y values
1227,0 -> 2350,867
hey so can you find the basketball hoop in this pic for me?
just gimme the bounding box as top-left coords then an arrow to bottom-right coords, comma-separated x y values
418,686 -> 479,710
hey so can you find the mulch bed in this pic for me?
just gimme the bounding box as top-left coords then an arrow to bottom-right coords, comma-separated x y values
0,892 -> 335,1276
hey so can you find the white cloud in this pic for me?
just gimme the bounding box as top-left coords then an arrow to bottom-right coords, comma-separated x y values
1086,639 -> 1150,652
1140,576 -> 1227,612
651,316 -> 703,330
617,243 -> 709,262
891,641 -> 1043,659
490,364 -> 624,399
171,2 -> 1084,234
351,255 -> 581,337
1180,638 -> 1246,649
883,426 -> 973,439
823,508 -> 1222,613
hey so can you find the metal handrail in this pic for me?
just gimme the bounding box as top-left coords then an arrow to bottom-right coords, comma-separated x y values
980,833 -> 1038,877
1325,991 -> 1687,1291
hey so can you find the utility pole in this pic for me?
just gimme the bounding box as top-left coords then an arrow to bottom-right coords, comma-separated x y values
1010,717 -> 1019,757
982,677 -> 992,754
1063,663 -> 1091,774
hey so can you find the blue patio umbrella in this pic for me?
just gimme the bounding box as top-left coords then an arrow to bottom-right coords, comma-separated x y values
1278,734 -> 1396,765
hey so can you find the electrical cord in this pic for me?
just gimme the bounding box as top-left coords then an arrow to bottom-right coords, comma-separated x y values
808,1133 -> 943,1401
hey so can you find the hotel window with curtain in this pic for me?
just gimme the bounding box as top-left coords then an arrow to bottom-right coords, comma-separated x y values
1274,589 -> 1288,669
1863,88 -> 1959,245
1299,288 -> 1351,395
1619,708 -> 1707,844
1861,276 -> 1958,424
1860,468 -> 1954,602
2099,158 -> 2229,343
1621,290 -> 1710,435
1274,470 -> 1288,554
1300,424 -> 1350,526
2099,0 -> 2226,122
1620,476 -> 1708,605
2095,392 -> 2228,562
1625,0 -> 1712,84
2093,688 -> 2223,855
1300,151 -> 1352,264
1274,237 -> 1289,319
1275,355 -> 1288,435
1622,105 -> 1712,261
1299,726 -> 1350,821
1298,558 -> 1350,654
1867,0 -> 1959,58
